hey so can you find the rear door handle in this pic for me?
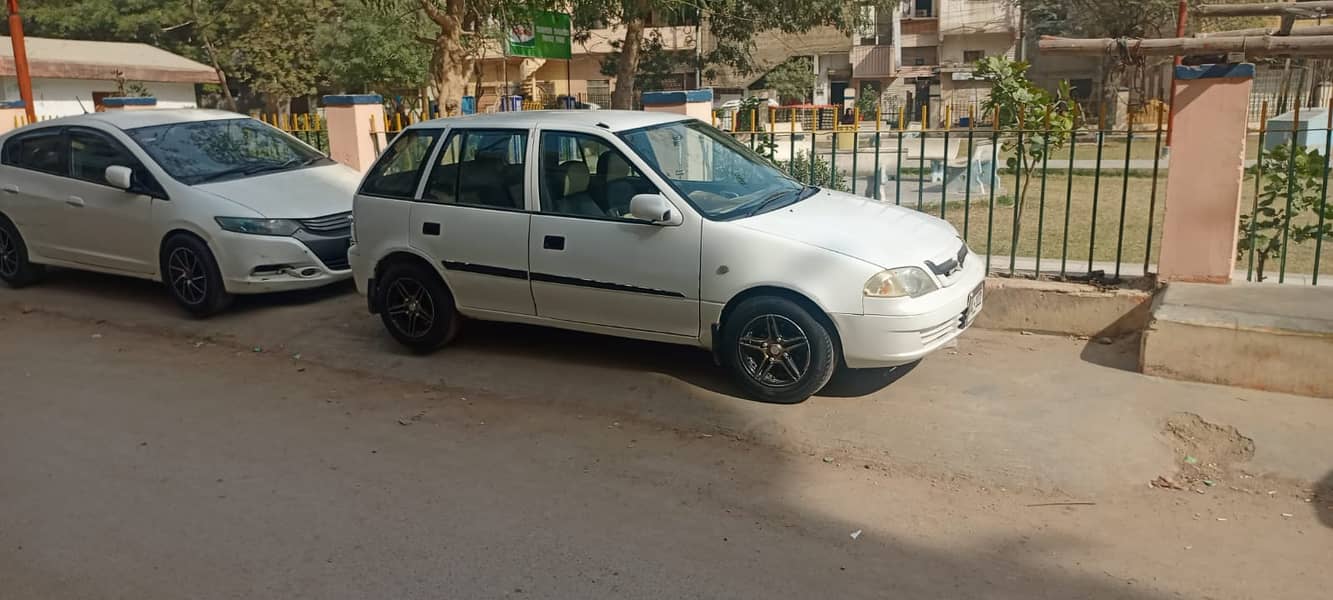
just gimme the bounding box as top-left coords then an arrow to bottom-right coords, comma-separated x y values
66,196 -> 85,207
1,185 -> 17,194
543,235 -> 565,251
422,222 -> 441,236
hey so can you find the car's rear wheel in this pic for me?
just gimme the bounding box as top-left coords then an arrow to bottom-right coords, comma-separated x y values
377,262 -> 460,353
161,234 -> 232,317
722,296 -> 836,404
0,216 -> 44,288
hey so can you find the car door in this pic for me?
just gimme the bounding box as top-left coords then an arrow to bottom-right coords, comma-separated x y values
59,127 -> 161,273
527,129 -> 702,337
409,127 -> 535,316
0,127 -> 70,261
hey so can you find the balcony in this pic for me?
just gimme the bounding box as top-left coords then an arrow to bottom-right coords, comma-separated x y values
851,45 -> 895,79
900,17 -> 940,48
939,0 -> 1019,36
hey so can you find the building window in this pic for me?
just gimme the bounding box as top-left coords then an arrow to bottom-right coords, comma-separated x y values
963,50 -> 985,64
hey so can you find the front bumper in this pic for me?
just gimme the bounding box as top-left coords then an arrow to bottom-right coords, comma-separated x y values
213,231 -> 351,294
832,255 -> 985,369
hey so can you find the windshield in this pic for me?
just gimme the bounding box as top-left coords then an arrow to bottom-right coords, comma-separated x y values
125,118 -> 328,185
618,120 -> 813,220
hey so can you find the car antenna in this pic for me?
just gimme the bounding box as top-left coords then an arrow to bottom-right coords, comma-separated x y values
75,96 -> 90,114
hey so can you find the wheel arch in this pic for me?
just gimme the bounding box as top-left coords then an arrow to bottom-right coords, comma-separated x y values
715,285 -> 844,363
158,226 -> 216,280
370,249 -> 454,312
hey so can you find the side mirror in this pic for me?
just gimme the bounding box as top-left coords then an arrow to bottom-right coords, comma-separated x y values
629,193 -> 674,224
105,165 -> 133,190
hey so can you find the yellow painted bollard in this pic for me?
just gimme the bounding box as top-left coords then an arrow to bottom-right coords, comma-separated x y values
394,112 -> 403,132
898,106 -> 905,131
875,106 -> 881,132
922,104 -> 929,130
944,105 -> 952,131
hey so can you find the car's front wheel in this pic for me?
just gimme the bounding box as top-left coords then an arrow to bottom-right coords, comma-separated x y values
161,234 -> 232,317
377,262 -> 460,353
0,216 -> 43,288
722,296 -> 837,404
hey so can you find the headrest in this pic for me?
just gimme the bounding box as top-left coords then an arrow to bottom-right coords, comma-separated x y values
561,161 -> 589,195
597,151 -> 632,180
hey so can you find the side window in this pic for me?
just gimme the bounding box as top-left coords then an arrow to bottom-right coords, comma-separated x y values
422,129 -> 527,210
539,131 -> 657,219
359,129 -> 439,199
1,129 -> 67,176
69,129 -> 139,185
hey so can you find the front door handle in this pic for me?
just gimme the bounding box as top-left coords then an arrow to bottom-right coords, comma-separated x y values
543,235 -> 565,251
66,196 -> 85,207
1,185 -> 17,194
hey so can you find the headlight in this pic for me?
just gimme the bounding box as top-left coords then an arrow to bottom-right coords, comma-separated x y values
863,267 -> 939,298
215,217 -> 300,236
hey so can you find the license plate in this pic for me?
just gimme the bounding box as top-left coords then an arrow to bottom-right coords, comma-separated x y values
967,284 -> 984,317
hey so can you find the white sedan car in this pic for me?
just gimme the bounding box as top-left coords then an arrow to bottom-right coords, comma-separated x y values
0,110 -> 360,316
349,111 -> 983,403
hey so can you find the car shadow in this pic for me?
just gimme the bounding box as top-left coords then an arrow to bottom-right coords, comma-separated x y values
452,319 -> 916,402
25,267 -> 355,317
1317,469 -> 1333,529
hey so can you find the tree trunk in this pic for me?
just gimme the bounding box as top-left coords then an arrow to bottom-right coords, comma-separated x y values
198,30 -> 238,112
612,12 -> 647,110
430,32 -> 470,113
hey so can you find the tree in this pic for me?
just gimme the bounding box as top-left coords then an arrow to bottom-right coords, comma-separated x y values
763,57 -> 814,104
975,56 -> 1075,237
598,29 -> 691,95
228,0 -> 335,112
317,0 -> 431,93
1238,141 -> 1333,282
416,0 -> 553,111
701,0 -> 889,83
571,0 -> 657,109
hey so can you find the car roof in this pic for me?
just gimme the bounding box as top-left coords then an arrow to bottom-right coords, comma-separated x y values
407,109 -> 692,133
6,109 -> 245,134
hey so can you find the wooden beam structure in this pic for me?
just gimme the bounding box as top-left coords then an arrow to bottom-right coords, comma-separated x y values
1196,1 -> 1333,18
1039,34 -> 1333,57
1197,24 -> 1333,37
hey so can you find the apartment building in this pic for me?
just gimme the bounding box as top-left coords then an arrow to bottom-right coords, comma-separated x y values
469,0 -> 1020,119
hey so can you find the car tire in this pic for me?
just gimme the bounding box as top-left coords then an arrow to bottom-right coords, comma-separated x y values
377,261 -> 460,353
161,234 -> 233,317
0,216 -> 43,288
722,296 -> 837,404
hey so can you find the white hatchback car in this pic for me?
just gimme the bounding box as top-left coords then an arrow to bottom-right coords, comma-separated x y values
0,110 -> 361,316
349,111 -> 983,403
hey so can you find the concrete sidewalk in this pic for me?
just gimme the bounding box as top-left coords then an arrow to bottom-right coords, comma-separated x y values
3,270 -> 1330,497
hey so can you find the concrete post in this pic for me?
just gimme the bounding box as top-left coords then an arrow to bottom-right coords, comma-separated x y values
102,97 -> 157,111
1158,64 -> 1255,284
641,89 -> 714,122
323,95 -> 386,172
0,100 -> 28,134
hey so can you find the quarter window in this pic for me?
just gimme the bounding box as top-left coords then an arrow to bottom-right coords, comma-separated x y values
359,129 -> 440,199
421,129 -> 528,210
1,129 -> 66,175
538,131 -> 657,219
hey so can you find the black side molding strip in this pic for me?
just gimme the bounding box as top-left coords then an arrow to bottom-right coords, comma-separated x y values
442,261 -> 528,280
442,260 -> 685,298
530,272 -> 685,298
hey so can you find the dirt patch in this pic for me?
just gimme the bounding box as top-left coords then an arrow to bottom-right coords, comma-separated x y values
1160,412 -> 1256,488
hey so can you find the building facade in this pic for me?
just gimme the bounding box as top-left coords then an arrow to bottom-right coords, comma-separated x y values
0,37 -> 218,118
466,0 -> 1020,121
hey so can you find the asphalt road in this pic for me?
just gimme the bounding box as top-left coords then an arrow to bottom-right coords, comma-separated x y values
1,310 -> 1330,599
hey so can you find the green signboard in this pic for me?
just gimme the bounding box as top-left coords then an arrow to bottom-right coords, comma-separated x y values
505,11 -> 572,60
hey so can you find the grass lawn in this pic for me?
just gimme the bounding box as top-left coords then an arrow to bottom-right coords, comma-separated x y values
903,171 -> 1333,281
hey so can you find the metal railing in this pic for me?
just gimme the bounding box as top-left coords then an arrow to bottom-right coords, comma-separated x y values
257,112 -> 329,153
724,106 -> 1180,283
1244,100 -> 1333,285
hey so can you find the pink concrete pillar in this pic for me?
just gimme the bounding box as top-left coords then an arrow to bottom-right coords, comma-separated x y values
102,97 -> 157,111
1159,64 -> 1255,284
323,95 -> 386,172
641,89 -> 714,122
0,101 -> 28,134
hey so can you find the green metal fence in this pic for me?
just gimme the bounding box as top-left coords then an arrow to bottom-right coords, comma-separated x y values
721,105 -> 1333,285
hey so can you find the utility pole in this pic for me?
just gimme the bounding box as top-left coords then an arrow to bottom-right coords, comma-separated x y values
1165,0 -> 1188,148
6,0 -> 36,122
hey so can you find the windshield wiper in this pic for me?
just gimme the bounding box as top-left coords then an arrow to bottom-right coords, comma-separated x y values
798,185 -> 820,199
744,189 -> 798,217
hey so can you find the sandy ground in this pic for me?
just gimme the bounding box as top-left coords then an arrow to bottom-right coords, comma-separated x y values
1,288 -> 1331,598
